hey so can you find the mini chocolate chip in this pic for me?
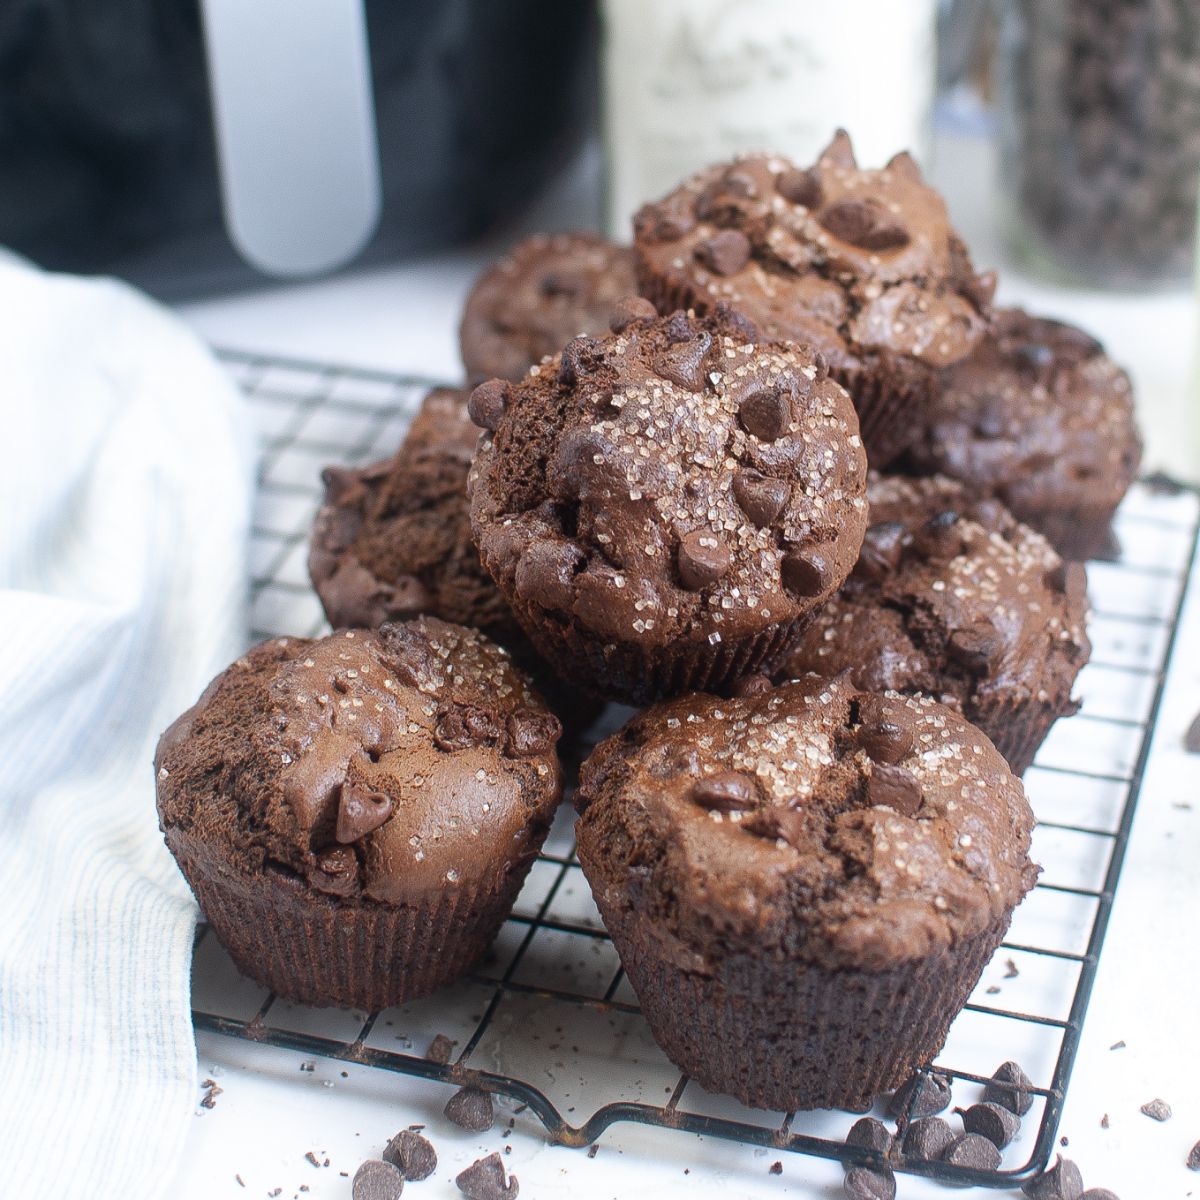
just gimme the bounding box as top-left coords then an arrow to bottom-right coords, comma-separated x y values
1022,1156 -> 1084,1199
506,709 -> 561,758
776,166 -> 823,209
913,510 -> 963,560
781,551 -> 832,598
426,1034 -> 456,1064
985,1061 -> 1036,1116
1140,1098 -> 1172,1121
352,1160 -> 404,1200
731,672 -> 773,698
867,762 -> 922,816
609,296 -> 658,333
654,329 -> 713,391
467,380 -> 509,431
336,783 -> 394,844
820,199 -> 910,251
843,1165 -> 896,1200
690,770 -> 757,812
947,625 -> 998,673
741,807 -> 807,848
961,1102 -> 1021,1149
845,1117 -> 893,1155
444,1087 -> 494,1133
733,469 -> 790,527
738,387 -> 791,440
854,521 -> 906,583
856,720 -> 913,764
902,1117 -> 955,1161
435,703 -> 502,751
383,1130 -> 437,1182
941,1133 -> 1001,1171
455,1153 -> 518,1200
558,335 -> 602,386
677,529 -> 730,590
695,229 -> 752,276
310,846 -> 358,896
1080,1190 -> 1120,1200
888,1072 -> 953,1119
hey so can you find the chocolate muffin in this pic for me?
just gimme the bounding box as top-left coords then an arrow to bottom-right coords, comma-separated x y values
467,304 -> 870,704
156,618 -> 562,1010
774,474 -> 1091,775
575,675 -> 1039,1112
459,232 -> 639,383
633,132 -> 995,466
904,308 -> 1142,562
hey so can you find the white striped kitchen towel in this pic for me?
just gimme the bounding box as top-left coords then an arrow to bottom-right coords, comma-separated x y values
0,257 -> 255,1199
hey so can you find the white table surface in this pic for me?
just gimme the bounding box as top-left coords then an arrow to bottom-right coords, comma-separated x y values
173,134 -> 1200,1200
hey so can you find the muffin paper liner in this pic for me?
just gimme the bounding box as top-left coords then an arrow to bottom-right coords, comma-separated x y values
598,898 -> 1011,1112
968,691 -> 1078,778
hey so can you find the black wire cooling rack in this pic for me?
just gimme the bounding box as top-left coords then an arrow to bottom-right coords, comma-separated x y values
191,347 -> 1200,1191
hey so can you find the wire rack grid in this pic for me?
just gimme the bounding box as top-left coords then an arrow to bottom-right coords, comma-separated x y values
191,347 -> 1200,1190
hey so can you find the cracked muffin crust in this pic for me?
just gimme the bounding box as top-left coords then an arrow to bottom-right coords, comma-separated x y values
773,473 -> 1092,775
633,132 -> 995,466
156,618 -> 562,1009
466,304 -> 869,704
575,674 -> 1038,1110
459,232 -> 639,383
903,308 -> 1142,562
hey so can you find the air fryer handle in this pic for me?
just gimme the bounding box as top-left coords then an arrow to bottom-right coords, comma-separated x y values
199,0 -> 382,278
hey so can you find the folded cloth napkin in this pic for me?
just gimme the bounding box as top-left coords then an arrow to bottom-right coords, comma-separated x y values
0,258 -> 254,1199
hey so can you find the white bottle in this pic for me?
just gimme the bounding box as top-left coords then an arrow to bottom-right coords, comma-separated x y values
600,0 -> 937,239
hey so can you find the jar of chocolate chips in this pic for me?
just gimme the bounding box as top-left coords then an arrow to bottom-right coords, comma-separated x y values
996,0 -> 1200,288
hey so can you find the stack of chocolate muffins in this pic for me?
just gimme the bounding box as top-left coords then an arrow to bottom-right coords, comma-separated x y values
156,134 -> 1140,1117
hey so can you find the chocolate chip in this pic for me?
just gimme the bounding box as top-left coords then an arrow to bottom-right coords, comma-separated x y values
435,703 -> 502,752
558,335 -> 602,386
866,762 -> 922,816
732,469 -> 790,527
819,199 -> 909,251
467,380 -> 509,432
690,770 -> 758,812
812,349 -> 830,381
695,229 -> 752,276
913,510 -> 963,560
1184,711 -> 1200,753
505,709 -> 561,758
781,551 -> 831,598
713,300 -> 759,342
1080,1191 -> 1120,1199
967,498 -> 1009,531
609,296 -> 658,333
1187,1140 -> 1200,1170
336,783 -> 394,844
1022,1155 -> 1084,1198
846,1117 -> 893,1155
947,625 -> 998,673
1043,561 -> 1088,609
855,720 -> 913,764
854,521 -> 906,583
444,1087 -> 494,1133
731,673 -> 773,698
985,1061 -> 1035,1116
902,1117 -> 955,1161
310,845 -> 358,896
663,312 -> 692,343
634,202 -> 695,243
964,268 -> 998,312
821,129 -> 858,168
885,149 -> 923,181
961,1102 -> 1021,1149
383,1130 -> 437,1181
843,1165 -> 896,1200
426,1034 -> 455,1064
654,329 -> 713,391
677,529 -> 730,590
742,806 -> 807,848
1140,1098 -> 1172,1121
776,166 -> 823,209
942,1133 -> 1001,1171
322,465 -> 367,506
738,387 -> 791,441
515,539 -> 584,610
352,1160 -> 404,1200
888,1072 -> 953,1119
455,1153 -> 518,1200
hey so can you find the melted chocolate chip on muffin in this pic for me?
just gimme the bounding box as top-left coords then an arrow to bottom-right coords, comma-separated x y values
460,232 -> 639,383
904,308 -> 1142,562
467,305 -> 869,703
633,133 -> 995,465
775,473 -> 1091,774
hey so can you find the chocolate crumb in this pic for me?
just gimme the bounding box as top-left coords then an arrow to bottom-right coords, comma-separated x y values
352,1159 -> 404,1200
1100,1114 -> 1109,1129
1109,1040 -> 1126,1051
300,1062 -> 315,1072
200,1078 -> 222,1109
383,1130 -> 437,1181
587,1145 -> 598,1160
305,1152 -> 320,1168
1181,709 -> 1200,751
986,985 -> 1002,994
1060,1136 -> 1069,1147
235,1175 -> 245,1188
455,1153 -> 518,1199
1186,1139 -> 1200,1170
1022,1155 -> 1084,1198
1140,1098 -> 1172,1122
1004,958 -> 1020,978
769,1160 -> 782,1175
888,1071 -> 952,1120
984,1061 -> 1035,1116
427,1034 -> 456,1064
269,1192 -> 281,1198
843,1165 -> 896,1199
445,1087 -> 495,1132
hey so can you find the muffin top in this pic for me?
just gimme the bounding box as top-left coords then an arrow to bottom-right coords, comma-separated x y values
459,232 -> 639,383
155,618 -> 562,905
309,387 -> 522,643
576,675 -> 1039,971
776,474 -> 1091,714
905,308 -> 1141,531
467,305 -> 869,654
633,132 -> 994,371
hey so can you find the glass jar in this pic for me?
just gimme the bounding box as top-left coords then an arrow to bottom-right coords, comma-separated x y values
997,0 -> 1200,289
